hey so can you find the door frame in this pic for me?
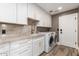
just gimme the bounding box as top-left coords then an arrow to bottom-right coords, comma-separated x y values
58,13 -> 78,49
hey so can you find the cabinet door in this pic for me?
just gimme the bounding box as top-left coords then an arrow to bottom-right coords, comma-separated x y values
16,3 -> 27,25
28,3 -> 36,19
35,4 -> 51,27
10,39 -> 32,56
0,3 -> 16,23
36,7 -> 44,27
33,39 -> 39,56
0,52 -> 9,56
39,37 -> 44,54
0,43 -> 9,56
39,12 -> 52,27
45,15 -> 52,27
33,37 -> 45,56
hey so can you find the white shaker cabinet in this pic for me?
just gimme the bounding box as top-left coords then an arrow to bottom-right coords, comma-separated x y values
0,3 -> 16,23
33,38 -> 39,56
42,13 -> 52,27
36,9 -> 52,27
39,37 -> 44,54
28,3 -> 45,27
28,3 -> 37,19
32,3 -> 52,27
36,8 -> 45,27
0,43 -> 9,56
10,39 -> 32,56
27,3 -> 52,27
16,3 -> 27,25
33,36 -> 44,56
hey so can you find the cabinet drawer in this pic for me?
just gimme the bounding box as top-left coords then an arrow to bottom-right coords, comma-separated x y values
10,39 -> 33,56
11,39 -> 31,44
11,44 -> 32,52
11,50 -> 32,56
0,52 -> 9,56
10,47 -> 32,56
11,39 -> 32,45
10,40 -> 32,49
0,43 -> 9,48
0,43 -> 9,53
19,50 -> 32,56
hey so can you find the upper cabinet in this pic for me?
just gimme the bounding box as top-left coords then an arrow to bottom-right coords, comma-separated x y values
0,3 -> 52,26
0,3 -> 27,25
27,3 -> 52,27
16,3 -> 27,25
36,8 -> 52,27
28,4 -> 37,19
42,13 -> 52,27
0,3 -> 16,23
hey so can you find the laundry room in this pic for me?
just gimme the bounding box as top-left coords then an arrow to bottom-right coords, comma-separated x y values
0,0 -> 79,57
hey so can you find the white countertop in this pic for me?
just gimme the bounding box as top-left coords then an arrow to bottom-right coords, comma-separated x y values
0,33 -> 46,44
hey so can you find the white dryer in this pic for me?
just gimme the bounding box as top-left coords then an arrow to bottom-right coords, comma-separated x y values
44,32 -> 57,53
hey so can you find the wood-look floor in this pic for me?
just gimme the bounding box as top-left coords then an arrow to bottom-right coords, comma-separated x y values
41,45 -> 78,56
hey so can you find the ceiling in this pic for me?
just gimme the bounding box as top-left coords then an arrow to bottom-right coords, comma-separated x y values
36,3 -> 79,15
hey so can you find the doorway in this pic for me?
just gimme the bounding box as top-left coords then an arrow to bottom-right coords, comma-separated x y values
59,13 -> 78,49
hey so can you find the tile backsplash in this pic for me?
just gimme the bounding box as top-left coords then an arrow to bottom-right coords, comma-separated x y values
0,24 -> 31,39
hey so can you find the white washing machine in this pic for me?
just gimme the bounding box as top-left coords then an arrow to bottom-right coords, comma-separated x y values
44,32 -> 57,53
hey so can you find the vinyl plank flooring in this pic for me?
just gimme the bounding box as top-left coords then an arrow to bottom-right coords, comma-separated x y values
41,45 -> 78,56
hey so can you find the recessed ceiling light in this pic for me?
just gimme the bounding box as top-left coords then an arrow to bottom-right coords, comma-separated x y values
58,7 -> 63,10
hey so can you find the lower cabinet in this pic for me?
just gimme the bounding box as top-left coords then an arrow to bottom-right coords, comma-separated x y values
33,39 -> 39,56
10,39 -> 32,56
33,36 -> 44,56
0,43 -> 9,56
39,37 -> 44,54
0,36 -> 45,56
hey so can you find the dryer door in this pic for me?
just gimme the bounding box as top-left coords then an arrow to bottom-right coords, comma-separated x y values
49,36 -> 53,47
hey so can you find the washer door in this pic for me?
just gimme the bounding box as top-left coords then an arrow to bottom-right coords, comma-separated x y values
49,36 -> 53,47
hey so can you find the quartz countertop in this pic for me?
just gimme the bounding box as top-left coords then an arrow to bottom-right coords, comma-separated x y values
0,33 -> 45,44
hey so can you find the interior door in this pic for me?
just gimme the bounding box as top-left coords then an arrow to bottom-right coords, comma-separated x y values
59,13 -> 78,48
